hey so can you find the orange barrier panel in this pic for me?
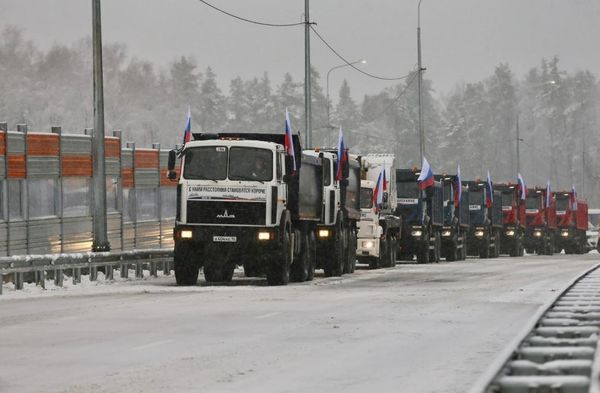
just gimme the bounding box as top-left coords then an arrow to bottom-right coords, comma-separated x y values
0,133 -> 5,155
28,133 -> 60,156
105,138 -> 120,158
62,156 -> 92,177
135,150 -> 159,169
122,168 -> 134,188
8,154 -> 26,178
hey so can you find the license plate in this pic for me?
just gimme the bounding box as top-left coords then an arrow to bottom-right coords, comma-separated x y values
213,236 -> 237,243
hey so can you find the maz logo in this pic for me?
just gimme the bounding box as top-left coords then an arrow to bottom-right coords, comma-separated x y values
217,209 -> 236,219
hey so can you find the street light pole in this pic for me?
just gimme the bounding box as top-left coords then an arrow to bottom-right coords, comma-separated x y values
304,0 -> 312,148
417,0 -> 425,164
92,0 -> 110,252
326,59 -> 366,147
516,113 -> 521,175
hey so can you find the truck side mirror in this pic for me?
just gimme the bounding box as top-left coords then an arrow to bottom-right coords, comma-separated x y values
167,150 -> 177,180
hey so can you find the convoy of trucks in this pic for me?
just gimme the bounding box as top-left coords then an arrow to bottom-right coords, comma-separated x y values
168,130 -> 594,286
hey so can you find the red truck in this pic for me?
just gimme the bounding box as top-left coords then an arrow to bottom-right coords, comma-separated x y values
494,183 -> 526,256
523,187 -> 557,255
553,191 -> 588,254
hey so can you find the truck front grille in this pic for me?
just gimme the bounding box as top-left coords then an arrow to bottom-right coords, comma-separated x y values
187,201 -> 266,225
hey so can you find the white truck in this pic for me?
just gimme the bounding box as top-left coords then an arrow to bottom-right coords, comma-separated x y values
167,132 -> 323,286
305,150 -> 361,276
356,154 -> 402,269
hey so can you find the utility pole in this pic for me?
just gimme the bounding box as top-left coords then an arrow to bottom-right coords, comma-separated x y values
516,114 -> 521,175
417,0 -> 425,164
92,0 -> 110,252
304,0 -> 312,148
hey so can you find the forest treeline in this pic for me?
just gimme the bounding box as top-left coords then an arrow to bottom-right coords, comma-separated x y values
1,27 -> 598,203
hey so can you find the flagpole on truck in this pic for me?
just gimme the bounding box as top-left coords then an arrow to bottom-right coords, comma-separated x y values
304,0 -> 312,148
417,0 -> 425,164
92,0 -> 110,251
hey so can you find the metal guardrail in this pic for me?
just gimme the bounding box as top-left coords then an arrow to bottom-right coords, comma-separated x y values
471,263 -> 600,393
0,249 -> 173,295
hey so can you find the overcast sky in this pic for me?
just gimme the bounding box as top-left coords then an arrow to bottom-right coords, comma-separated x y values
2,0 -> 599,102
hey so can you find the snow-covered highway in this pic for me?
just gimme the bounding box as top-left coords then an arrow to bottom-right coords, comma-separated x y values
1,254 -> 598,393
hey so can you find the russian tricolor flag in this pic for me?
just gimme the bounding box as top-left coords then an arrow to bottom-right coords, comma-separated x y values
417,157 -> 434,190
485,171 -> 493,208
517,173 -> 526,200
454,164 -> 462,208
546,180 -> 552,207
284,108 -> 297,174
372,168 -> 385,211
571,184 -> 577,210
182,106 -> 192,144
335,127 -> 348,181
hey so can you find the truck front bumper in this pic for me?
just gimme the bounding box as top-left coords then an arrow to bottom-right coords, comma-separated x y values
356,237 -> 380,257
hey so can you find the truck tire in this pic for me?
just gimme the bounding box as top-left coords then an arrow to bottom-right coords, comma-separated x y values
346,229 -> 357,274
243,263 -> 261,277
479,236 -> 490,259
267,221 -> 292,286
291,231 -> 310,282
509,238 -> 519,257
429,232 -> 441,263
203,261 -> 234,283
174,242 -> 200,286
492,229 -> 501,258
369,237 -> 386,269
306,231 -> 316,281
417,237 -> 430,264
325,216 -> 346,277
389,235 -> 397,267
446,233 -> 458,262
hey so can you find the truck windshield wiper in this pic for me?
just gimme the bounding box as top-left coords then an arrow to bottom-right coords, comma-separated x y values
190,175 -> 218,183
231,175 -> 265,184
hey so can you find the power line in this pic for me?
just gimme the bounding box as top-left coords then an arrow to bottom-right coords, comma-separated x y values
310,25 -> 412,82
196,0 -> 304,27
364,71 -> 419,122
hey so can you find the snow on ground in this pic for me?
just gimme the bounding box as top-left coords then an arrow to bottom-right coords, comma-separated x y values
0,254 -> 598,393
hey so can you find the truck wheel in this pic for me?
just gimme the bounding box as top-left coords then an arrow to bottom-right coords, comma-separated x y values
346,229 -> 357,274
461,235 -> 468,260
291,231 -> 310,282
493,230 -> 501,258
174,242 -> 200,286
446,233 -> 458,262
203,262 -> 234,283
389,235 -> 397,267
306,231 -> 316,281
479,237 -> 490,259
417,238 -> 430,264
325,218 -> 346,277
267,224 -> 292,285
243,263 -> 261,277
509,239 -> 519,257
430,232 -> 441,263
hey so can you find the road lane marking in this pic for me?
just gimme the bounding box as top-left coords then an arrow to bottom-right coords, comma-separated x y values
255,312 -> 280,319
132,339 -> 173,351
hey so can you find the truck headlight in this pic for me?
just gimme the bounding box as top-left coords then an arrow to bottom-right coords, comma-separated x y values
180,230 -> 193,239
442,230 -> 452,237
318,229 -> 331,238
257,231 -> 273,241
506,230 -> 515,237
362,240 -> 374,249
533,230 -> 542,237
561,231 -> 569,237
474,230 -> 484,237
411,230 -> 422,237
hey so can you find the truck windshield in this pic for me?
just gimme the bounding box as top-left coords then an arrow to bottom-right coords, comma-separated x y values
555,197 -> 569,211
360,188 -> 373,209
501,192 -> 514,207
229,147 -> 273,181
397,181 -> 419,198
183,146 -> 228,180
526,195 -> 540,209
469,190 -> 483,205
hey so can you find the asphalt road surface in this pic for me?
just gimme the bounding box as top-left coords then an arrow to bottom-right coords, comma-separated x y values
1,254 -> 598,393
